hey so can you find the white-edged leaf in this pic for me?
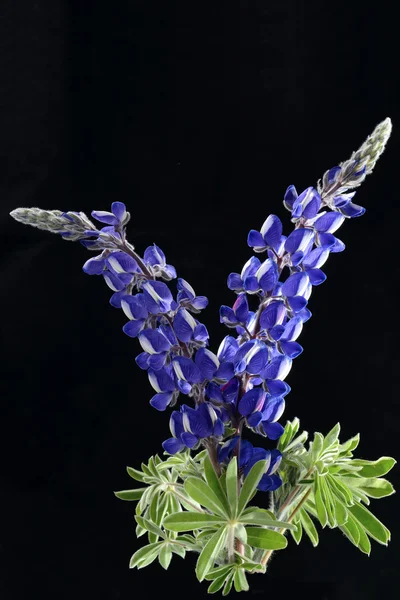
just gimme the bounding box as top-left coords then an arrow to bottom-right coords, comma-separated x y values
245,527 -> 287,550
225,457 -> 238,518
238,460 -> 268,515
163,511 -> 224,532
129,542 -> 161,569
184,478 -> 229,518
196,526 -> 227,581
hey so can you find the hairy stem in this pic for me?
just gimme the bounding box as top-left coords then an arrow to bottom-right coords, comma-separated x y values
259,487 -> 312,569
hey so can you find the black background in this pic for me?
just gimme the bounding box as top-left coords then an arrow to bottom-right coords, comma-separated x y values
1,1 -> 399,599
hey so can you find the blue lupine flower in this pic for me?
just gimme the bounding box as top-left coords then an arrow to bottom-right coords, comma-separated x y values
91,201 -> 127,226
163,403 -> 224,453
142,280 -> 175,314
333,192 -> 365,218
256,258 -> 279,292
227,256 -> 262,293
247,214 -> 283,253
173,308 -> 209,344
177,278 -> 209,313
148,366 -> 179,411
218,438 -> 282,491
277,317 -> 304,358
220,293 -> 249,327
137,328 -> 173,370
143,244 -> 177,281
284,228 -> 315,266
233,340 -> 270,376
172,356 -> 203,394
259,301 -> 287,340
194,348 -> 220,380
291,187 -> 321,219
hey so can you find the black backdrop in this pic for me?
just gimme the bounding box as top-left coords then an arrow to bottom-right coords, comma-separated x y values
1,2 -> 399,599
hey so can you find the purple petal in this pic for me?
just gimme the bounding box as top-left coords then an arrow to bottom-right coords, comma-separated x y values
303,247 -> 330,269
150,392 -> 174,411
233,293 -> 249,322
260,301 -> 286,330
193,322 -> 209,343
281,272 -> 309,297
173,357 -> 203,384
290,251 -> 304,266
122,319 -> 145,338
282,316 -> 303,341
111,201 -> 127,221
262,396 -> 285,422
258,474 -> 282,491
241,256 -> 261,279
82,255 -> 106,275
173,308 -> 196,342
308,268 -> 327,285
142,280 -> 174,314
260,215 -> 283,249
162,437 -> 185,454
195,348 -> 219,380
192,296 -> 209,310
313,211 -> 345,233
109,289 -> 127,308
238,388 -> 266,416
327,166 -> 341,184
220,305 -> 237,326
247,230 -> 266,249
256,258 -> 279,292
91,210 -> 119,225
297,307 -> 312,322
262,355 -> 292,381
247,412 -> 263,427
135,352 -> 150,370
138,328 -> 171,354
227,272 -> 244,291
148,367 -> 176,393
107,251 -> 138,274
285,228 -> 314,255
218,336 -> 239,362
180,432 -> 199,448
243,275 -> 260,293
218,436 -> 239,463
221,377 -> 240,405
283,185 -> 298,210
262,421 -> 284,440
339,202 -> 366,218
280,340 -> 303,358
144,244 -> 166,267
206,382 -> 224,402
121,294 -> 148,320
287,295 -> 308,313
103,271 -> 127,292
267,379 -> 291,396
148,352 -> 167,370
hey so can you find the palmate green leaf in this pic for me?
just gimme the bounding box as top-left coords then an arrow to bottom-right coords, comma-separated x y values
350,477 -> 395,499
225,457 -> 238,518
350,456 -> 396,478
319,476 -> 336,528
235,523 -> 248,545
203,456 -> 230,515
196,526 -> 227,581
333,497 -> 348,527
237,460 -> 268,515
299,509 -> 319,547
184,478 -> 229,518
348,501 -> 391,545
238,509 -> 297,530
245,527 -> 287,550
114,488 -> 146,501
129,542 -> 162,569
163,511 -> 224,532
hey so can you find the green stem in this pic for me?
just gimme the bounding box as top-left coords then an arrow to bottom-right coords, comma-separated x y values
259,487 -> 312,568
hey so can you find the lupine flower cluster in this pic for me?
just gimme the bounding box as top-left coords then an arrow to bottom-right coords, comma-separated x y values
10,118 -> 393,498
11,119 -> 396,594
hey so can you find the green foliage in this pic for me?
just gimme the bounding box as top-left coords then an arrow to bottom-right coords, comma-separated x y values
115,423 -> 395,594
279,419 -> 396,555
